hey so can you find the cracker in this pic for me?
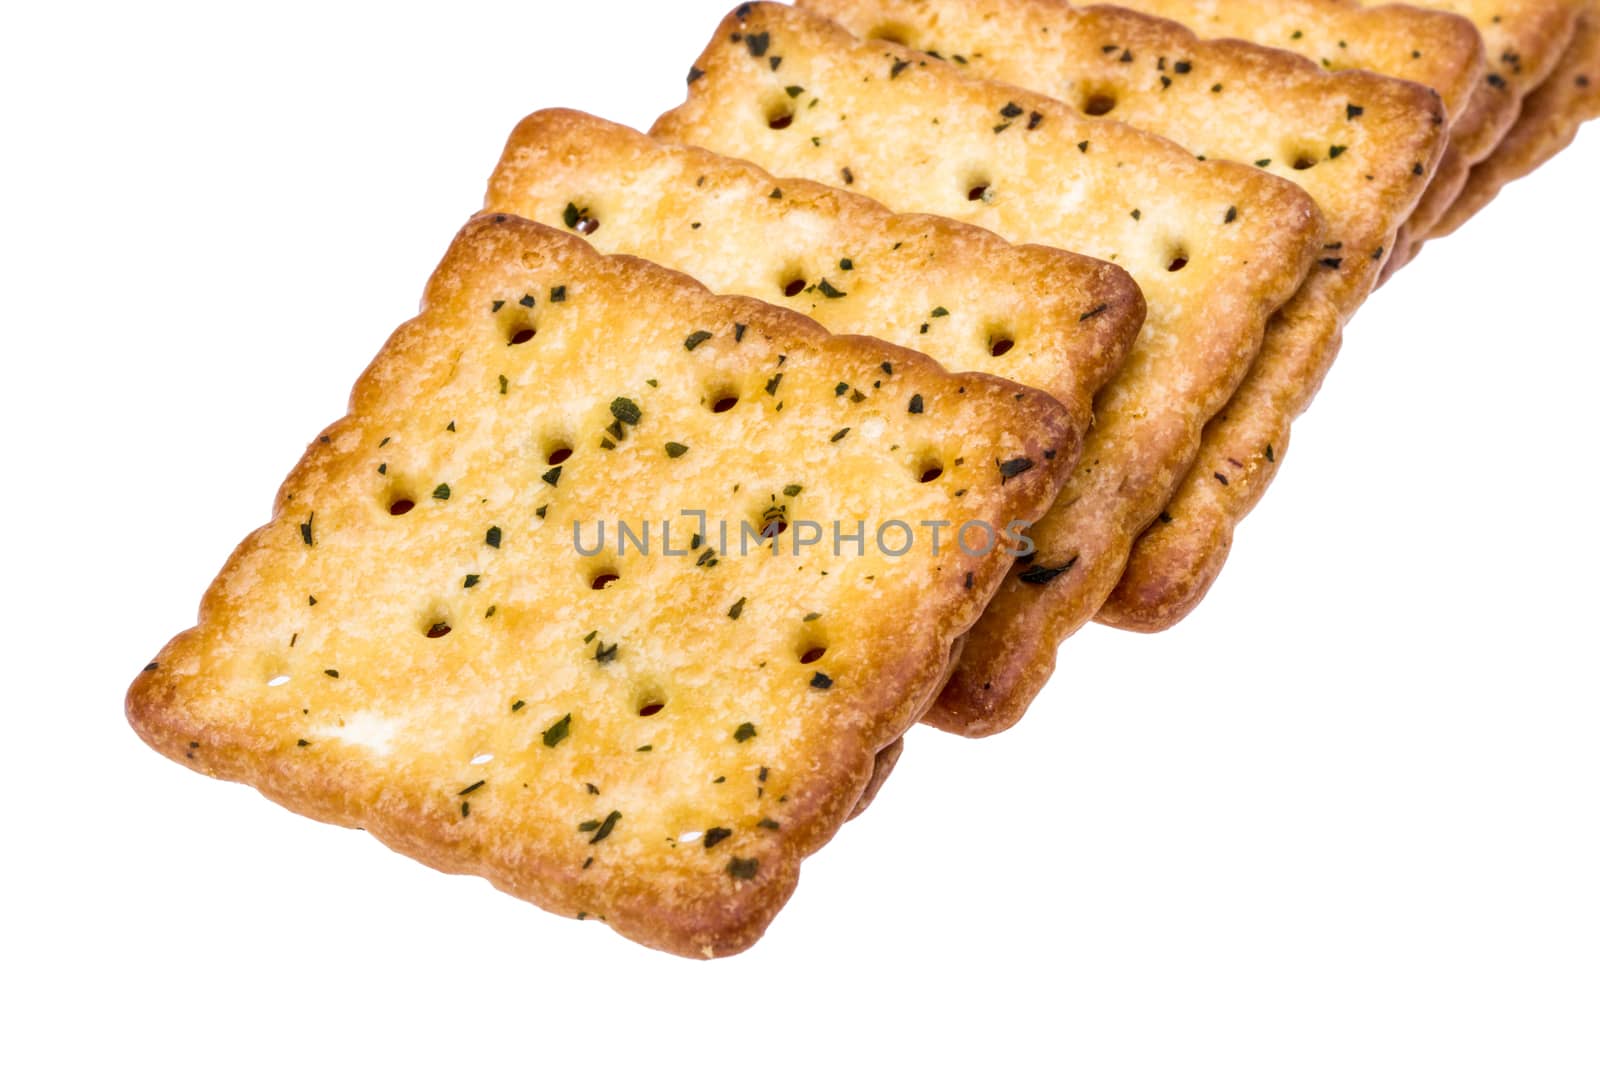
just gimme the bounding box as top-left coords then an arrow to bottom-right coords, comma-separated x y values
1104,0 -> 1580,272
125,215 -> 1076,957
654,2 -> 1323,735
484,109 -> 1145,448
799,1 -> 1448,633
1429,0 -> 1600,236
1104,0 -> 1490,257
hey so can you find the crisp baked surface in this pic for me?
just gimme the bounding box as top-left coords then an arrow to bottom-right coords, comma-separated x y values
800,0 -> 1447,631
1103,0 -> 1578,275
1431,0 -> 1600,235
485,109 -> 1144,449
1412,0 -> 1584,154
1071,0 -> 1486,120
654,2 -> 1323,735
1394,0 -> 1585,263
125,215 -> 1075,957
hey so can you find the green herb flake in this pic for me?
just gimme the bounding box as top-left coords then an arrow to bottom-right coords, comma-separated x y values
727,857 -> 759,879
486,526 -> 502,549
550,285 -> 567,302
830,428 -> 850,443
810,672 -> 834,690
1347,104 -> 1364,120
734,323 -> 748,342
728,596 -> 747,620
433,483 -> 451,500
542,466 -> 562,487
839,257 -> 854,271
734,722 -> 757,743
783,484 -> 802,497
1329,144 -> 1347,158
759,818 -> 781,830
891,58 -> 910,78
491,299 -> 505,313
610,397 -> 642,425
745,31 -> 770,57
685,330 -> 713,351
908,394 -> 925,415
999,457 -> 1035,481
765,373 -> 784,396
785,84 -> 804,97
543,713 -> 571,747
511,699 -> 526,712
519,294 -> 535,309
665,442 -> 690,458
498,374 -> 508,395
299,512 -> 315,547
463,574 -> 480,588
704,827 -> 733,849
817,278 -> 847,299
589,810 -> 622,843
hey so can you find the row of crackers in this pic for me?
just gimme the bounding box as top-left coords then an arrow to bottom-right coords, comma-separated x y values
129,0 -> 1598,957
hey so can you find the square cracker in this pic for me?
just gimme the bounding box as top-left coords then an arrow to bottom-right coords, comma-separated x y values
1102,0 -> 1491,254
485,109 -> 1144,453
1043,0 -> 1488,121
800,1 -> 1448,632
1429,0 -> 1600,237
125,215 -> 1076,957
654,2 -> 1323,735
1103,0 -> 1582,271
1392,0 -> 1584,264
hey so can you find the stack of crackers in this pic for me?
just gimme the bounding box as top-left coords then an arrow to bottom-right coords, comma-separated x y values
128,0 -> 1597,957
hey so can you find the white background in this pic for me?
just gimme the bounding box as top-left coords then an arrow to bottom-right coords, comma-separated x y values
3,2 -> 1597,1062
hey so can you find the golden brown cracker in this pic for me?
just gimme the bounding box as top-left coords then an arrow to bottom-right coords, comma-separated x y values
485,109 -> 1144,451
655,2 -> 1323,735
1395,0 -> 1584,265
1414,0 -> 1584,149
1083,0 -> 1487,120
800,0 -> 1447,633
1101,0 -> 1579,275
1431,0 -> 1600,235
126,215 -> 1076,957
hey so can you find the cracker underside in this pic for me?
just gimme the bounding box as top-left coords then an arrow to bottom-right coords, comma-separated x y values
654,2 -> 1323,735
125,215 -> 1075,957
484,109 -> 1144,451
801,0 -> 1447,634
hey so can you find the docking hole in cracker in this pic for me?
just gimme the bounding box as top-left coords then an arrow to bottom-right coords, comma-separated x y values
654,2 -> 1325,735
126,215 -> 1075,957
